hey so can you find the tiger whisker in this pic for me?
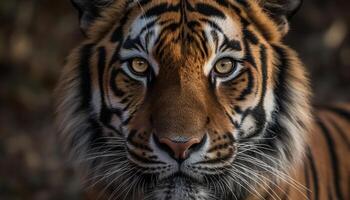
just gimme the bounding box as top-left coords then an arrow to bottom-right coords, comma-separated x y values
237,148 -> 309,192
236,154 -> 309,199
234,163 -> 285,200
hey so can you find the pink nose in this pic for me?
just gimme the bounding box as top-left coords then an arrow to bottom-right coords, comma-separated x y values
159,138 -> 201,159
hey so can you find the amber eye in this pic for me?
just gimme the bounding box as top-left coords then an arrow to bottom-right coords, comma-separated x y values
214,58 -> 236,76
130,58 -> 149,75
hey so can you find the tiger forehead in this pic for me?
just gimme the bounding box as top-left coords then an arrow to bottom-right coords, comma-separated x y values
126,2 -> 243,45
121,1 -> 244,70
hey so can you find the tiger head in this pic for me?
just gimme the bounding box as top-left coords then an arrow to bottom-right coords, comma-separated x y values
55,0 -> 312,199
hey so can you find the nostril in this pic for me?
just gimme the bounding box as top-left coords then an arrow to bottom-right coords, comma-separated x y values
153,134 -> 174,157
188,134 -> 207,152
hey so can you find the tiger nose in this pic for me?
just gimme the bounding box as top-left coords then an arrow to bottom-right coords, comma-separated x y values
157,137 -> 203,160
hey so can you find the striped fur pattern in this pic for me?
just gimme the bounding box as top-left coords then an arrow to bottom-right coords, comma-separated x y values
55,0 -> 349,199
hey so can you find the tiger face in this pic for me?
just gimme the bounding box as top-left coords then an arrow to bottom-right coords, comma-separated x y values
109,0 -> 272,181
56,0 -> 311,199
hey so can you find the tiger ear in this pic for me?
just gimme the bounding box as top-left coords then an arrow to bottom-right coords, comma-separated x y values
261,0 -> 303,35
71,0 -> 114,33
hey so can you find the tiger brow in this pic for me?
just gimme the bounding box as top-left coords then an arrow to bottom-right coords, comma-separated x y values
209,31 -> 242,53
201,18 -> 242,53
219,37 -> 242,52
122,29 -> 156,53
123,37 -> 146,52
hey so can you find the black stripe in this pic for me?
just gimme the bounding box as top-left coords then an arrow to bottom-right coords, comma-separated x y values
250,105 -> 266,136
74,44 -> 109,156
259,44 -> 268,100
263,116 -> 292,160
323,106 -> 350,122
127,130 -> 153,152
243,29 -> 259,45
249,44 -> 269,138
304,149 -> 312,200
123,37 -> 146,52
97,47 -> 123,136
161,22 -> 180,32
195,3 -> 226,19
216,0 -> 243,14
139,19 -> 158,36
97,47 -> 110,121
199,18 -> 224,34
236,0 -> 249,7
239,15 -> 250,27
109,4 -> 133,66
235,0 -> 274,40
71,45 -> 103,150
235,69 -> 254,101
215,0 -> 230,8
219,37 -> 242,52
198,30 -> 210,57
271,45 -> 290,114
307,146 -> 319,200
78,43 -> 95,111
111,6 -> 131,42
122,99 -> 134,112
138,0 -> 151,6
109,46 -> 121,68
179,0 -> 189,25
225,111 -> 239,128
120,95 -> 132,104
243,38 -> 256,68
186,20 -> 202,30
327,116 -> 350,149
122,115 -> 133,126
144,3 -> 180,18
317,119 -> 344,200
144,3 -> 168,17
215,0 -> 249,28
234,106 -> 242,114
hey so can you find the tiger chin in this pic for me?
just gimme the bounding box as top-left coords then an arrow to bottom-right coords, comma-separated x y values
55,0 -> 349,200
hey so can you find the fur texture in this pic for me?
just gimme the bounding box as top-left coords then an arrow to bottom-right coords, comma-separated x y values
55,1 -> 349,199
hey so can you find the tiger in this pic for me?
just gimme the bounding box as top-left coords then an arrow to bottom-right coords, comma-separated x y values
54,0 -> 350,199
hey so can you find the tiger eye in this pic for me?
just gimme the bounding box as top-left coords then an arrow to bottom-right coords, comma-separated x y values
214,58 -> 236,75
131,58 -> 149,74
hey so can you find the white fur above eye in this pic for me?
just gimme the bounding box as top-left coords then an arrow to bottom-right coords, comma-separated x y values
202,17 -> 244,78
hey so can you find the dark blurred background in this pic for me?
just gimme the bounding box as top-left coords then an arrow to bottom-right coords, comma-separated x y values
0,0 -> 349,199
